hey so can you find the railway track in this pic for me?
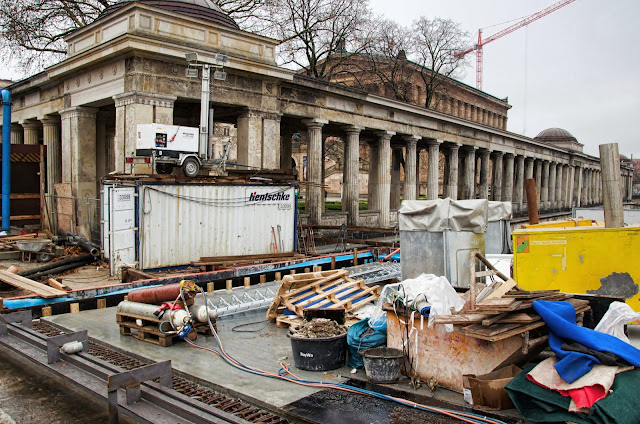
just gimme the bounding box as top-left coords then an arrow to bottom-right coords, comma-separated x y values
0,315 -> 288,424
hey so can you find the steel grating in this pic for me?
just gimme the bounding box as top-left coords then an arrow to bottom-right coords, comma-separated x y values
31,321 -> 288,424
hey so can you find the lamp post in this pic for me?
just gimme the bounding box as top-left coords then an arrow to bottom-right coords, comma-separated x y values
185,52 -> 228,160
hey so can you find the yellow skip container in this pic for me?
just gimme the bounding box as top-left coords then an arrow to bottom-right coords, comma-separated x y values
512,225 -> 640,312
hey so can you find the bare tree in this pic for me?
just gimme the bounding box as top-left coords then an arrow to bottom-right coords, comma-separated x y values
356,18 -> 415,101
0,0 -> 112,74
264,0 -> 373,79
411,17 -> 469,109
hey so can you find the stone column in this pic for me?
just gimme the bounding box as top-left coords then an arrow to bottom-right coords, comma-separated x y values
403,136 -> 419,201
415,148 -> 422,198
491,152 -> 503,201
555,163 -> 563,209
113,92 -> 176,172
262,113 -> 282,169
343,125 -> 362,226
59,106 -> 98,239
548,162 -> 557,209
41,117 -> 61,197
541,160 -> 550,210
502,153 -> 514,203
374,130 -> 394,227
628,172 -> 634,201
22,121 -> 40,145
302,118 -> 327,225
11,124 -> 23,144
567,165 -> 576,208
478,149 -> 490,200
280,131 -> 294,171
368,141 -> 379,208
575,164 -> 583,207
581,169 -> 588,206
237,109 -> 263,169
444,144 -> 460,199
534,160 -> 542,207
390,146 -> 403,210
589,169 -> 595,205
514,155 -> 525,212
427,140 -> 441,200
462,146 -> 477,200
562,164 -> 570,208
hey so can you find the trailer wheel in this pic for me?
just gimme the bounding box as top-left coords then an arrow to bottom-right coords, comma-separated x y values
182,157 -> 200,177
156,163 -> 173,174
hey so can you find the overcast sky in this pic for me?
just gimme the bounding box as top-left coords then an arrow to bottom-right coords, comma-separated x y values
369,0 -> 640,159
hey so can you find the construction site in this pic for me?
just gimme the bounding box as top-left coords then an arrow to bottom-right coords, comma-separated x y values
1,0 -> 639,423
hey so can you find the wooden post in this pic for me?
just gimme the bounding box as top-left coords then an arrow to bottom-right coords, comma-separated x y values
353,248 -> 358,266
314,265 -> 322,272
259,274 -> 266,284
290,269 -> 296,275
207,282 -> 214,293
304,267 -> 310,273
524,178 -> 539,225
97,299 -> 107,309
469,251 -> 477,310
330,256 -> 336,270
226,280 -> 232,291
275,272 -> 282,281
599,143 -> 624,228
42,306 -> 52,317
70,303 -> 80,314
244,277 -> 251,287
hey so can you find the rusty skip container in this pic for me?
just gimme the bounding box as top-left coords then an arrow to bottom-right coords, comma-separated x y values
102,181 -> 297,271
398,199 -> 487,287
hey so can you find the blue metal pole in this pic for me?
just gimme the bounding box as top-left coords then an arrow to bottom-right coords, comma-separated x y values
1,89 -> 11,232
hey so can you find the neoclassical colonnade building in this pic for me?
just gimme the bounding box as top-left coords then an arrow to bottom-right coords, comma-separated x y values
1,0 -> 634,237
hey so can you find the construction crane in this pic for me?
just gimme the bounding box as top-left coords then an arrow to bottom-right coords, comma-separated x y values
456,0 -> 576,90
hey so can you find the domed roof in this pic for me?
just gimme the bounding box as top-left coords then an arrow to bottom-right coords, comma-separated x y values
533,128 -> 577,144
98,0 -> 239,29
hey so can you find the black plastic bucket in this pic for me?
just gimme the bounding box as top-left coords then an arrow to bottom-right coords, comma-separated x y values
362,347 -> 404,383
290,333 -> 347,371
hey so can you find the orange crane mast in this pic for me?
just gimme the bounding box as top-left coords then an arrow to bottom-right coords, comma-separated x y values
456,0 -> 576,90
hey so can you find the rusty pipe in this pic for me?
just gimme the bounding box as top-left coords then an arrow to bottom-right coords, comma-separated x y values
127,281 -> 196,304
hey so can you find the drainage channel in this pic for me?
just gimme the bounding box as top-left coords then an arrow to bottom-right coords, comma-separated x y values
6,318 -> 288,424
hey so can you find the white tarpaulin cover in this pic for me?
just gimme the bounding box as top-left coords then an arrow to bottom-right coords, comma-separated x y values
488,201 -> 512,222
398,198 -> 488,233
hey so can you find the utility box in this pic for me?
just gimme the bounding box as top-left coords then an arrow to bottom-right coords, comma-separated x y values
513,226 -> 640,312
486,201 -> 512,254
136,124 -> 199,158
398,199 -> 487,287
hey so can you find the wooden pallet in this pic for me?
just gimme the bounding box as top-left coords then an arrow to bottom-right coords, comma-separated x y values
280,274 -> 380,317
116,312 -> 215,347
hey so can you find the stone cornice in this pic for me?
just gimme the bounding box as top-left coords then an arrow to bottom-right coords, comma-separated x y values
59,106 -> 98,119
113,92 -> 177,108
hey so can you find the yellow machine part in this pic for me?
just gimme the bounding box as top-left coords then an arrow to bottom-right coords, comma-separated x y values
513,226 -> 640,312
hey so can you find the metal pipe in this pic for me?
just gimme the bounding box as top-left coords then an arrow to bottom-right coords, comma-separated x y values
1,89 -> 11,232
25,258 -> 94,280
65,231 -> 100,256
19,254 -> 95,277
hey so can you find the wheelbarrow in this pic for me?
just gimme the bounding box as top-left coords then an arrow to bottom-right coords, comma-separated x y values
14,239 -> 54,262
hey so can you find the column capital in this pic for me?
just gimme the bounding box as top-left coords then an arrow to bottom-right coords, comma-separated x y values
40,115 -> 61,127
426,138 -> 443,147
402,134 -> 421,143
59,106 -> 98,119
374,130 -> 395,141
343,124 -> 364,135
302,118 -> 328,129
491,150 -> 504,158
461,145 -> 478,152
447,142 -> 462,152
19,120 -> 40,129
112,91 -> 177,108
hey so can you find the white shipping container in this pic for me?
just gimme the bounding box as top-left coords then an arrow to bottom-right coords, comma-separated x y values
102,181 -> 297,272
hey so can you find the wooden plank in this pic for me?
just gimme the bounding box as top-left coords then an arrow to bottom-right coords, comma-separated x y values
481,312 -> 508,326
483,278 -> 519,301
9,215 -> 40,221
504,290 -> 560,299
433,313 -> 491,325
496,312 -> 540,324
10,193 -> 40,199
467,321 -> 547,342
476,298 -> 516,308
199,252 -> 302,262
48,278 -> 71,291
463,323 -> 522,338
0,270 -> 67,298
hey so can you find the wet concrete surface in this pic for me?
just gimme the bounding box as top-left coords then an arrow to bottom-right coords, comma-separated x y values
0,345 -> 136,424
283,379 -> 520,424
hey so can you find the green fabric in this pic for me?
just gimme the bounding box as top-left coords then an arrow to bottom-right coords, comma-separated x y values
506,364 -> 640,424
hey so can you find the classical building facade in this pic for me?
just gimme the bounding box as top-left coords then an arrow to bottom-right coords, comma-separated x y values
0,0 -> 634,238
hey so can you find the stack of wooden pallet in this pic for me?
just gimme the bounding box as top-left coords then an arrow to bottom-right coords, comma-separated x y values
267,269 -> 381,328
192,252 -> 306,272
434,291 -> 590,342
